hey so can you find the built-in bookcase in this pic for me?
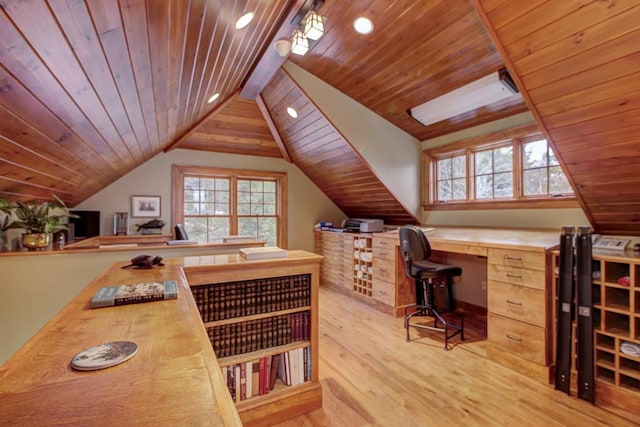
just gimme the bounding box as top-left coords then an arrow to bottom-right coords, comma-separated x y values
188,264 -> 321,427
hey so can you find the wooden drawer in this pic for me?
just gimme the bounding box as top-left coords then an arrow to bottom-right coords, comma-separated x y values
487,264 -> 545,290
488,248 -> 545,271
373,257 -> 395,283
488,280 -> 545,327
373,278 -> 395,306
373,236 -> 396,251
373,246 -> 395,261
488,313 -> 546,365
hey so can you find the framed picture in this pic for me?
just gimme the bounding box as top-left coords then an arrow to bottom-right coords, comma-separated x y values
131,195 -> 161,218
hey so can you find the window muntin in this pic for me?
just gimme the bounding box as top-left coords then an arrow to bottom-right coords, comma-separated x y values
523,138 -> 573,197
436,155 -> 466,201
173,166 -> 286,247
474,145 -> 513,199
425,130 -> 574,207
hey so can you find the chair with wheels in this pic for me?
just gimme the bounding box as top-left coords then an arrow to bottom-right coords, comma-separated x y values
400,225 -> 464,349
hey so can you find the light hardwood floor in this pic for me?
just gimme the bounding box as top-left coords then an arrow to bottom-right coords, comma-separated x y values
274,287 -> 639,427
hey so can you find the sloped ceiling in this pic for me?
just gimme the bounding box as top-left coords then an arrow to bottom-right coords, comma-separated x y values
0,0 -> 294,206
473,0 -> 640,235
261,68 -> 419,225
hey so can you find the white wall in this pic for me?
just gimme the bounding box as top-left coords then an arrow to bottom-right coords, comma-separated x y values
74,149 -> 346,252
284,61 -> 421,219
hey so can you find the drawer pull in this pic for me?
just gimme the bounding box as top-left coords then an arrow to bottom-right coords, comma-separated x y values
504,256 -> 523,262
506,334 -> 522,342
506,300 -> 523,306
506,273 -> 522,279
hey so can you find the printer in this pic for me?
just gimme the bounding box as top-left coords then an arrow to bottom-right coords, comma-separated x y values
342,218 -> 384,233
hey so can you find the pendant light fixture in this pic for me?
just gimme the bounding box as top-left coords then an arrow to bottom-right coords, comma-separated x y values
290,29 -> 309,56
303,11 -> 324,40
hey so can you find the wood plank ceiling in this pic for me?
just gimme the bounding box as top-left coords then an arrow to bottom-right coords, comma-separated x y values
288,0 -> 528,141
473,0 -> 640,235
0,0 -> 293,206
261,68 -> 419,225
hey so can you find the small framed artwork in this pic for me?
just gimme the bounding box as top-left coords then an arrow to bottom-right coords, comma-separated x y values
131,195 -> 161,218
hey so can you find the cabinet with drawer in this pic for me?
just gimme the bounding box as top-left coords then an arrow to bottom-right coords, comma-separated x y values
315,231 -> 353,289
487,247 -> 551,382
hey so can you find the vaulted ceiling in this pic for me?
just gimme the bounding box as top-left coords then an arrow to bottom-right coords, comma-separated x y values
1,1 -> 639,234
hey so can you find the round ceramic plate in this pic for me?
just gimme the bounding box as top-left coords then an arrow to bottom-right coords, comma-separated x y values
71,341 -> 138,371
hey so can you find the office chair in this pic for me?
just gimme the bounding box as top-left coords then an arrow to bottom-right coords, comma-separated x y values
175,224 -> 189,240
400,225 -> 464,349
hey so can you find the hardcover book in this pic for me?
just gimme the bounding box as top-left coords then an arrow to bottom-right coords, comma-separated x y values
239,246 -> 287,260
90,280 -> 178,308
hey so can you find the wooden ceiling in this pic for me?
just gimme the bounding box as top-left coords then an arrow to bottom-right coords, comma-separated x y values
0,0 -> 294,206
473,0 -> 640,235
2,0 -> 639,235
288,0 -> 528,141
261,68 -> 419,225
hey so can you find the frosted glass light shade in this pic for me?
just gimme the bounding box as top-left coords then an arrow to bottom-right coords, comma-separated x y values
304,11 -> 324,41
291,29 -> 309,56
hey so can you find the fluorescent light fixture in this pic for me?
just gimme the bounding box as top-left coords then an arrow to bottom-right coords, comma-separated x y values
410,70 -> 520,126
304,11 -> 324,40
353,17 -> 374,35
286,107 -> 298,118
235,12 -> 254,29
291,29 -> 309,55
207,93 -> 220,104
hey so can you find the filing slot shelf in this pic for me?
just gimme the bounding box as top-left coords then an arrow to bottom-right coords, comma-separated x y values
353,236 -> 373,297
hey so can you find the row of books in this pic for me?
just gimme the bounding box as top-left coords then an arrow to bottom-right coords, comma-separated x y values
191,274 -> 311,322
208,312 -> 310,358
222,347 -> 311,403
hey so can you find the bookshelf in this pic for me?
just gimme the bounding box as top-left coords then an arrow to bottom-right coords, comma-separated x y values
551,250 -> 640,415
185,252 -> 322,426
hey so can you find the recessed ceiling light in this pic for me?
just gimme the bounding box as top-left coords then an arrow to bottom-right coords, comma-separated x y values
286,107 -> 298,118
207,93 -> 220,104
353,17 -> 374,35
235,12 -> 254,29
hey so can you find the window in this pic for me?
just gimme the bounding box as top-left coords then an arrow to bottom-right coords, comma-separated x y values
474,144 -> 513,199
172,166 -> 287,247
436,154 -> 466,202
522,138 -> 573,197
423,125 -> 575,209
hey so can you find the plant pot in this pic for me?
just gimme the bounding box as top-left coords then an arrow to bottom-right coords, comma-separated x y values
22,233 -> 50,251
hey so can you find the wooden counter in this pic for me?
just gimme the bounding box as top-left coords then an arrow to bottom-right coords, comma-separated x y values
0,250 -> 322,426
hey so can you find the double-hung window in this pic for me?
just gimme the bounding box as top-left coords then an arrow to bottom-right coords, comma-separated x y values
172,165 -> 287,246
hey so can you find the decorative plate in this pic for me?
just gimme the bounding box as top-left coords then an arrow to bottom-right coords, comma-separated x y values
71,341 -> 138,371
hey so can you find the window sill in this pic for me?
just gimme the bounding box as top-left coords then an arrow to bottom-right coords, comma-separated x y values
423,197 -> 580,211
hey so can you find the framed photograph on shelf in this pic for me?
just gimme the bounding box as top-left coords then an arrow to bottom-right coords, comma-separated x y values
131,195 -> 161,218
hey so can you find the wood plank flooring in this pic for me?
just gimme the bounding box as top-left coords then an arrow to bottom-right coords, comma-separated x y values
274,287 -> 639,427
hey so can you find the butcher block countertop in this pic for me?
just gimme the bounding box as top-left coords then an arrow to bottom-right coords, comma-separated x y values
0,251 -> 321,426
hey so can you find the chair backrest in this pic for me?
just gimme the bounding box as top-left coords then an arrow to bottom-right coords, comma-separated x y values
174,224 -> 189,240
399,225 -> 432,277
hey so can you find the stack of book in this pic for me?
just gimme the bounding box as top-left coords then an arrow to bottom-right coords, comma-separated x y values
191,274 -> 311,322
207,312 -> 310,358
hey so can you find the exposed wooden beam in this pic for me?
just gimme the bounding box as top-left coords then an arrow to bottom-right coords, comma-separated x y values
164,90 -> 241,153
256,93 -> 292,162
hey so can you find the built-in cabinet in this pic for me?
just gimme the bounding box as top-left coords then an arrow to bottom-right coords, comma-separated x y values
552,250 -> 640,414
486,247 -> 551,383
315,230 -> 413,315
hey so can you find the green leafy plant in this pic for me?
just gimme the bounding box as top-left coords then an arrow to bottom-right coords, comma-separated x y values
7,194 -> 77,234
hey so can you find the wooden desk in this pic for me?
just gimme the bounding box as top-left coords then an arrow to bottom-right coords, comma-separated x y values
0,251 -> 322,426
316,226 -> 560,382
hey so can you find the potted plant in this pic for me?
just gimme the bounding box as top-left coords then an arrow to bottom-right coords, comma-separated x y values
6,195 -> 77,251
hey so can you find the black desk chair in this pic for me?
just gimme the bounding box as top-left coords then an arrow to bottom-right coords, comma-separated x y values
400,225 -> 464,349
